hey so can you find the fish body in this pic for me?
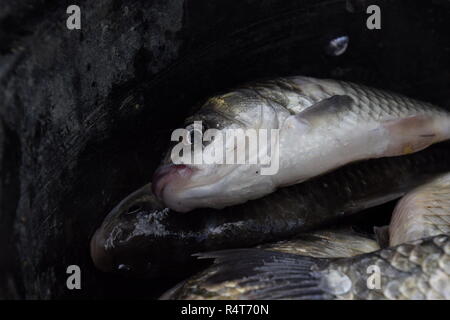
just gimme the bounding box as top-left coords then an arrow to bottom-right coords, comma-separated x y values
390,173 -> 450,246
153,77 -> 450,212
91,144 -> 450,277
162,235 -> 450,300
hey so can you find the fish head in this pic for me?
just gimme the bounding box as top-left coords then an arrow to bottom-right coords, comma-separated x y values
153,90 -> 284,212
90,183 -> 202,278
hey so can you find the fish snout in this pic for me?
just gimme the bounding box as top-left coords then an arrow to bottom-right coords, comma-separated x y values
152,164 -> 193,202
90,230 -> 114,273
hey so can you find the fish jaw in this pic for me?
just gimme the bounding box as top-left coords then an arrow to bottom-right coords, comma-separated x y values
152,162 -> 277,212
152,164 -> 195,205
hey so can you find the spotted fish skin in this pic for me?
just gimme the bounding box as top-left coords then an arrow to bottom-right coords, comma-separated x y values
390,173 -> 450,246
162,235 -> 450,300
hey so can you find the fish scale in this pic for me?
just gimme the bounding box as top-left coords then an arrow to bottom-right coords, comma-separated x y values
214,77 -> 444,127
338,81 -> 427,118
163,235 -> 450,300
390,172 -> 450,246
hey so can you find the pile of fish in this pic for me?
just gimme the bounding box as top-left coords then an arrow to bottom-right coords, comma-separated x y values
91,76 -> 450,299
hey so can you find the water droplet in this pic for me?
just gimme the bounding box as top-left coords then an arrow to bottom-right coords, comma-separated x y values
117,264 -> 131,272
326,36 -> 349,56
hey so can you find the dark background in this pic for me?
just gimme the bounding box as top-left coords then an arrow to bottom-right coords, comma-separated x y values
0,0 -> 449,299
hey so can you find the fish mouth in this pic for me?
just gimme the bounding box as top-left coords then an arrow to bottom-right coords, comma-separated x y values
152,162 -> 266,212
152,164 -> 194,205
90,229 -> 114,273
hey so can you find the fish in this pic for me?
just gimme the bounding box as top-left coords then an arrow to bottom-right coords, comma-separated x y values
259,228 -> 380,258
152,76 -> 450,212
390,173 -> 450,246
91,143 -> 450,278
161,235 -> 450,300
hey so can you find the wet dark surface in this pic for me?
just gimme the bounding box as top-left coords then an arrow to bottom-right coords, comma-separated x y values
0,0 -> 449,299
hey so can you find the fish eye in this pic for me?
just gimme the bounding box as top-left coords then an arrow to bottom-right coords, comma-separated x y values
186,123 -> 209,146
126,204 -> 142,215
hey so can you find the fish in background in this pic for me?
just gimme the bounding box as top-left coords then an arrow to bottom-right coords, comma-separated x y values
161,228 -> 380,300
152,76 -> 450,212
259,228 -> 379,258
91,143 -> 450,278
390,173 -> 450,246
162,234 -> 450,300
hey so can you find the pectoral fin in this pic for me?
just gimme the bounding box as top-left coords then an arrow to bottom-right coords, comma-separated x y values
297,95 -> 354,119
283,95 -> 354,132
283,95 -> 444,160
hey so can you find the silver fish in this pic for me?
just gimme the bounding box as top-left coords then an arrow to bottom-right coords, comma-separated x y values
390,173 -> 450,246
162,235 -> 450,300
152,77 -> 450,212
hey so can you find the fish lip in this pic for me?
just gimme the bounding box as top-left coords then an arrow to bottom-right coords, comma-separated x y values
152,165 -> 171,200
152,164 -> 193,202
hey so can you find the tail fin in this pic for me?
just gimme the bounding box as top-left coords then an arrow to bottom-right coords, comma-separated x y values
190,249 -> 334,300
